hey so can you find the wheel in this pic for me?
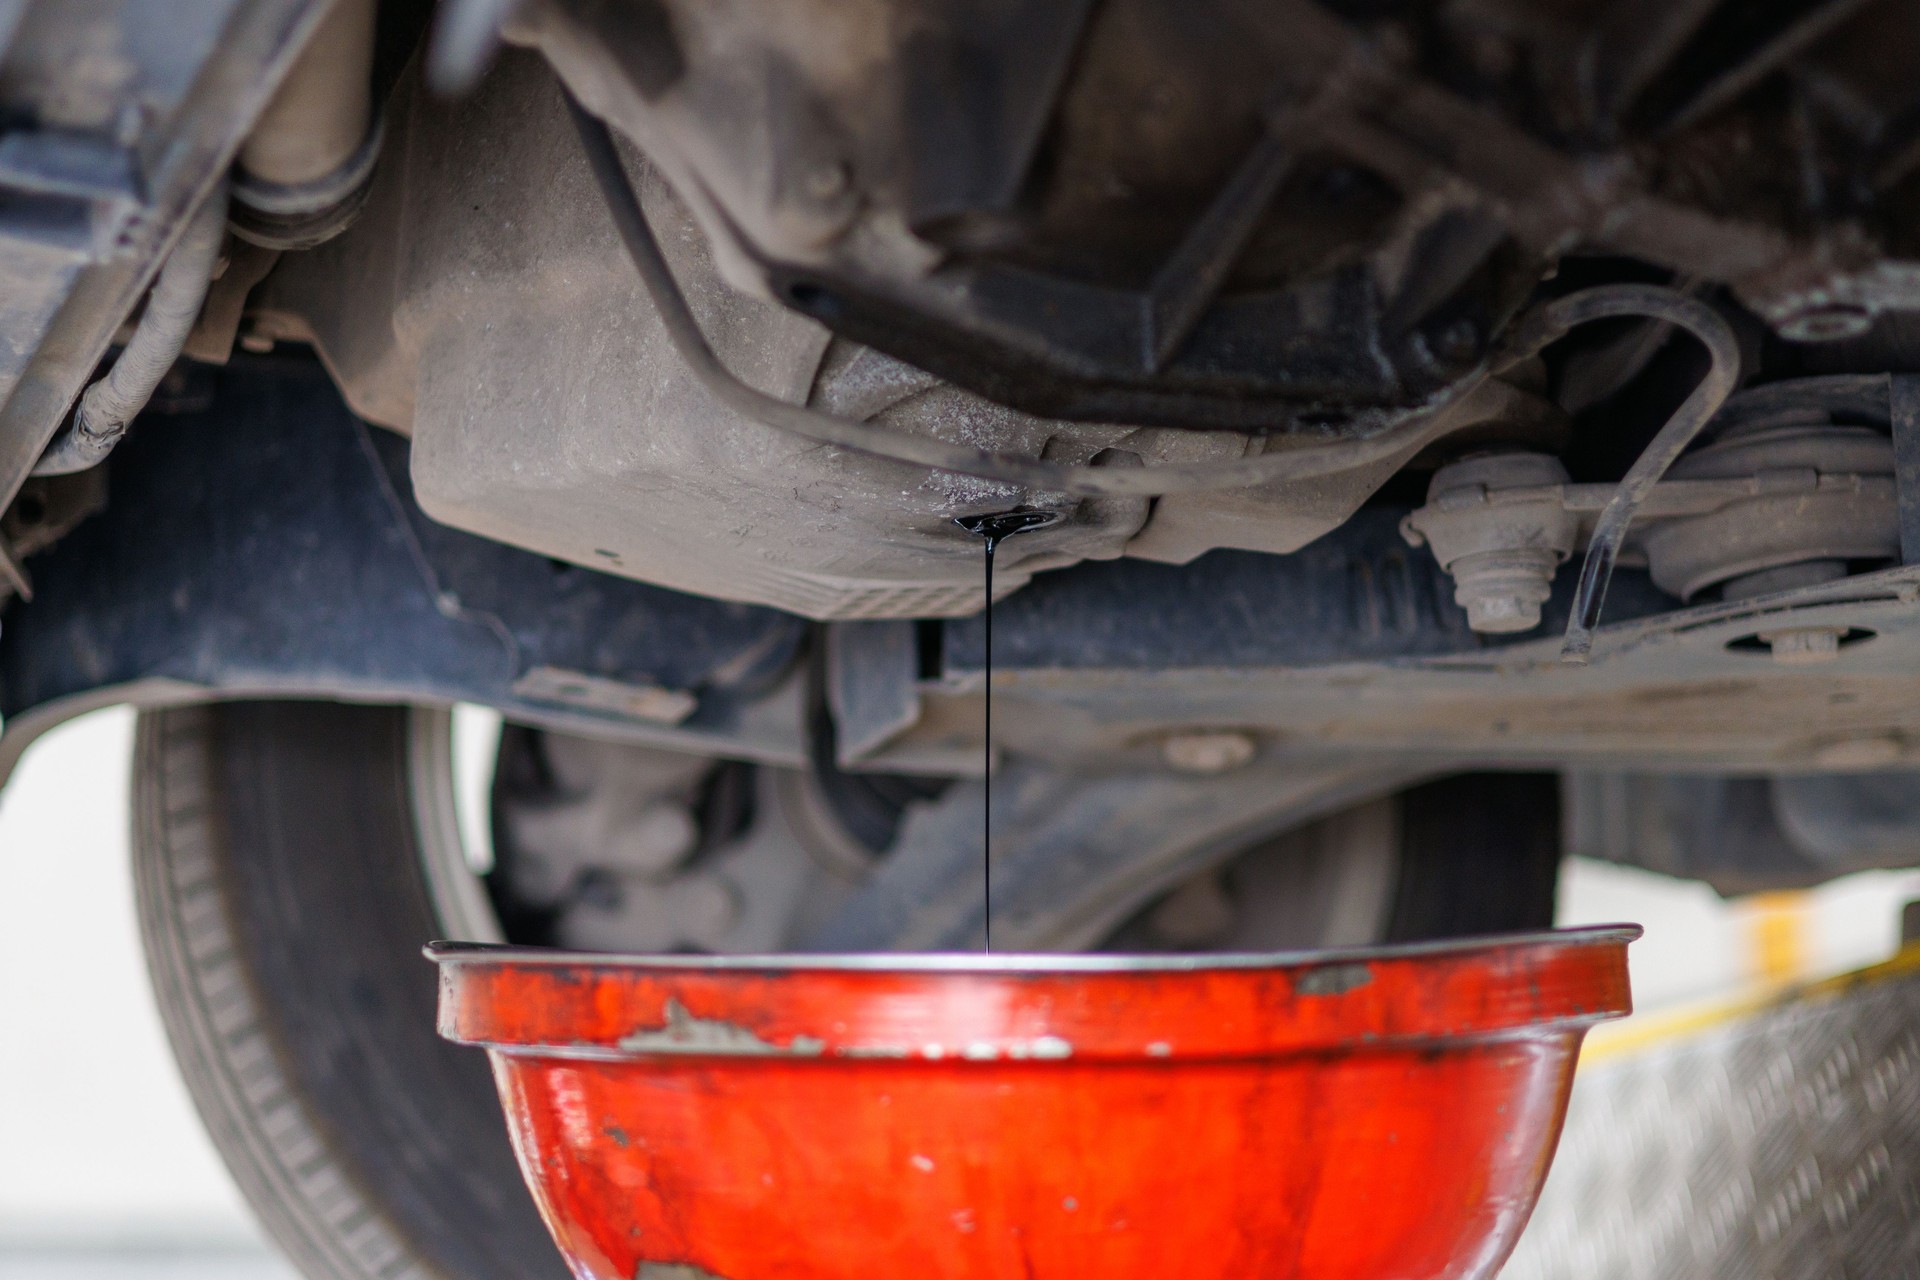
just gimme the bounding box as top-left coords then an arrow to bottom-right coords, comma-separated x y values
1107,772 -> 1563,952
133,699 -> 1562,1280
1385,772 -> 1563,942
132,702 -> 564,1280
478,728 -> 1562,954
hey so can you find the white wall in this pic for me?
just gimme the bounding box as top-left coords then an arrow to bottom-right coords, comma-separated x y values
0,708 -> 261,1251
1557,850 -> 1920,1009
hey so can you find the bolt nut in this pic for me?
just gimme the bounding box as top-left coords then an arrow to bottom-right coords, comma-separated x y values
1402,452 -> 1577,635
1161,730 -> 1258,774
1759,625 -> 1846,665
1448,547 -> 1560,634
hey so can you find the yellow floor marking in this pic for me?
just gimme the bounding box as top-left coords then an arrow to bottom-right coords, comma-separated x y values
1580,940 -> 1920,1066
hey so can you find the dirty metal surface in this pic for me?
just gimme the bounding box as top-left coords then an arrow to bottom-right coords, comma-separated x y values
901,541 -> 1920,773
1507,955 -> 1920,1280
269,51 -> 1207,623
0,0 -> 330,515
0,355 -> 812,778
529,0 -> 1920,430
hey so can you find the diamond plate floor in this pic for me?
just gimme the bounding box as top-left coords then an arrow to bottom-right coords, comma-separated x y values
1506,952 -> 1920,1280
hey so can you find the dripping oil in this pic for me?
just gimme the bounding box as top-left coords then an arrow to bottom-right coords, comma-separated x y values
954,509 -> 1062,952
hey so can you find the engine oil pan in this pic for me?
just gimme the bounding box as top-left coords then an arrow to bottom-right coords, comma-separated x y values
430,927 -> 1636,1280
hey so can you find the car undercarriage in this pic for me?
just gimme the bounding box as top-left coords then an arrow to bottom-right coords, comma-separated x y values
7,1 -> 1920,1277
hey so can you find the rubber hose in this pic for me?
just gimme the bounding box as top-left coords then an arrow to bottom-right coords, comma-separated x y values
1532,287 -> 1742,663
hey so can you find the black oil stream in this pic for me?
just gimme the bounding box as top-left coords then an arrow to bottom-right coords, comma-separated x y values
954,509 -> 1061,951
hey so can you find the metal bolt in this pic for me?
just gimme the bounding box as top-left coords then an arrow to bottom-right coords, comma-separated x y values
1448,547 -> 1560,634
1759,625 -> 1846,665
1161,730 -> 1257,774
1401,453 -> 1577,636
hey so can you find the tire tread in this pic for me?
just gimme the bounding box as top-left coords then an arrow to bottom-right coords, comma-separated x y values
132,704 -> 554,1280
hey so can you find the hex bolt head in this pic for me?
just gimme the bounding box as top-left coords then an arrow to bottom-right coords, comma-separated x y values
1161,730 -> 1258,774
1449,547 -> 1561,634
1760,625 -> 1846,665
1403,453 -> 1576,636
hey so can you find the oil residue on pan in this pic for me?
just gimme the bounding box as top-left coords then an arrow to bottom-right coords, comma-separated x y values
430,926 -> 1637,1280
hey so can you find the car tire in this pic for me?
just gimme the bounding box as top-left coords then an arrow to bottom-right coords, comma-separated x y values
1386,772 -> 1563,942
132,700 -> 565,1280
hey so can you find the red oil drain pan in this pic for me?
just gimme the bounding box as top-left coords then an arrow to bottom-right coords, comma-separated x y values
432,926 -> 1636,1280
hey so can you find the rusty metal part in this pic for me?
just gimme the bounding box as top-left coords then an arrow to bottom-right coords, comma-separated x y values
432,928 -> 1636,1280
